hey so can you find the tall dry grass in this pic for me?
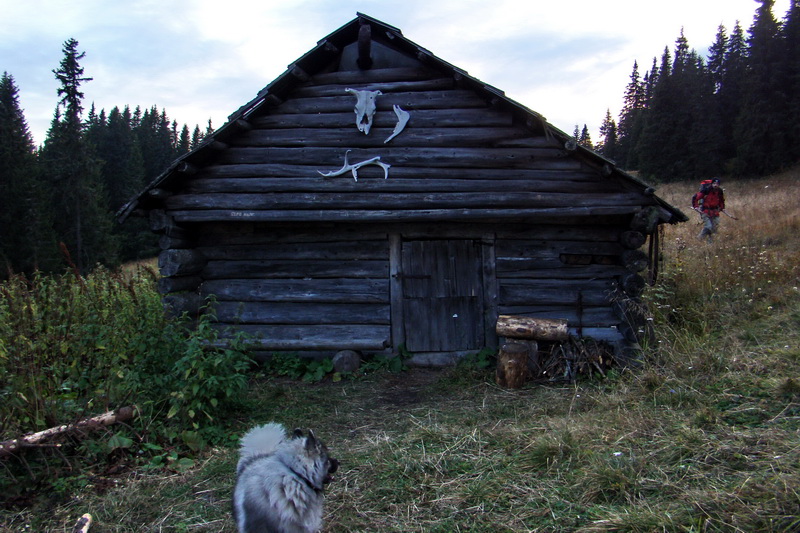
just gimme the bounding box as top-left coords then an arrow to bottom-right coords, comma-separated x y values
649,170 -> 800,337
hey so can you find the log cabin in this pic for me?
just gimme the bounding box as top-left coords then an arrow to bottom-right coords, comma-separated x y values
118,13 -> 688,367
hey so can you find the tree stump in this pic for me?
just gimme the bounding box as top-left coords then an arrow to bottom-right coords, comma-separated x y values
496,343 -> 529,389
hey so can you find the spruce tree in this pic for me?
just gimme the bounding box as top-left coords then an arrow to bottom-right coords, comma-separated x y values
0,73 -> 58,275
100,106 -> 156,261
734,0 -> 786,174
778,0 -> 800,161
40,38 -> 117,273
713,21 -> 749,166
707,24 -> 728,93
579,124 -> 593,149
638,47 -> 682,181
685,50 -> 723,175
617,61 -> 647,169
191,125 -> 204,149
597,109 -> 618,161
177,123 -> 191,156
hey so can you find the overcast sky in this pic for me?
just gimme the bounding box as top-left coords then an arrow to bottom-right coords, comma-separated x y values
2,0 -> 792,146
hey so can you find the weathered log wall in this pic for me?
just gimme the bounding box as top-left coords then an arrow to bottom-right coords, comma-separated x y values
151,218 -> 653,357
140,44 -> 661,360
158,66 -> 656,225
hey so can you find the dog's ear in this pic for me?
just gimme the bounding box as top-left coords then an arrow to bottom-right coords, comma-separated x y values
305,430 -> 318,450
293,428 -> 304,439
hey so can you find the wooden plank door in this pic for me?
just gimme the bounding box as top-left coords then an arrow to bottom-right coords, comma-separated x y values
401,240 -> 484,352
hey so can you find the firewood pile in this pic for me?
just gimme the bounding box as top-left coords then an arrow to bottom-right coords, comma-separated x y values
495,315 -> 616,388
534,337 -> 616,383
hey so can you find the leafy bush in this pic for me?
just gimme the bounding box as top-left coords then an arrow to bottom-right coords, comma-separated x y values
0,266 -> 252,499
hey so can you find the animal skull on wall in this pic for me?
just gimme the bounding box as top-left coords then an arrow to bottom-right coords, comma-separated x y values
346,88 -> 382,135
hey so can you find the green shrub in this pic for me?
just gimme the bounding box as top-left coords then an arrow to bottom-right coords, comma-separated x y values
0,266 -> 252,500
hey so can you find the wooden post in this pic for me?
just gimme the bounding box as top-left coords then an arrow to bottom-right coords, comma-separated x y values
496,315 -> 569,341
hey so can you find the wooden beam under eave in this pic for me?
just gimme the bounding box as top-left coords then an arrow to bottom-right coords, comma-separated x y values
357,22 -> 372,70
289,64 -> 310,82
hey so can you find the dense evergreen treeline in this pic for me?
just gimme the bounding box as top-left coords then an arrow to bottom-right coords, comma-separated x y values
0,38 -> 212,278
3,2 -> 799,276
589,0 -> 800,182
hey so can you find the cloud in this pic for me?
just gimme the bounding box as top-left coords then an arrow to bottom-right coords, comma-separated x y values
4,0 -> 792,145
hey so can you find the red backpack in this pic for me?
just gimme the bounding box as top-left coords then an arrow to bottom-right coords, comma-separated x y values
691,180 -> 713,209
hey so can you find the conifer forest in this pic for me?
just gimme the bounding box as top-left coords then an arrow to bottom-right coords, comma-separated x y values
2,1 -> 799,278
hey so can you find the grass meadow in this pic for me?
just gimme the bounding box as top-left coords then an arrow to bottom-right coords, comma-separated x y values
1,169 -> 799,532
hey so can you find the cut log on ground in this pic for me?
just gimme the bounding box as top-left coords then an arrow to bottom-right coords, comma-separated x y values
496,314 -> 569,341
72,513 -> 93,533
0,406 -> 136,457
496,342 -> 529,388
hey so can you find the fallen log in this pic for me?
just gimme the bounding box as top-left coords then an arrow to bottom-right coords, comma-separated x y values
0,406 -> 136,458
496,315 -> 569,341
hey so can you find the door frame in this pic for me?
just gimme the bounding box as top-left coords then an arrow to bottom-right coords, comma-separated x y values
389,233 -> 498,355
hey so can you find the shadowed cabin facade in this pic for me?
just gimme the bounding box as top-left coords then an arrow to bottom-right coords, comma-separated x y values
119,13 -> 687,366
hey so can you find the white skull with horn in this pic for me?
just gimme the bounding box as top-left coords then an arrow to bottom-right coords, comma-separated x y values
346,88 -> 382,135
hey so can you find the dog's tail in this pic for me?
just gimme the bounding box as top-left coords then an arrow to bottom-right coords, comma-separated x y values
238,422 -> 287,459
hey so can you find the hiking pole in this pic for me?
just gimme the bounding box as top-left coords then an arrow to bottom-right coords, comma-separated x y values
721,210 -> 738,220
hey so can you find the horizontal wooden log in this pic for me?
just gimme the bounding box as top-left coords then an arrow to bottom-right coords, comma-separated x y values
497,306 -> 618,326
212,324 -> 391,351
309,66 -> 440,85
620,272 -> 646,296
273,90 -> 487,114
149,209 -> 171,232
497,239 -> 624,257
158,275 -> 202,294
621,249 -> 649,272
163,292 -> 203,317
159,234 -> 193,250
201,278 -> 389,303
185,176 -> 615,195
158,249 -> 207,277
170,206 -> 643,223
195,163 -> 598,181
290,77 -> 455,98
620,230 -> 646,249
249,107 -> 512,129
496,315 -> 569,341
211,301 -> 390,324
216,146 -> 581,170
496,264 -> 628,279
164,191 -> 650,212
147,188 -> 172,200
499,285 -> 613,307
191,221 -> 620,247
232,126 -> 543,148
202,259 -> 389,280
567,327 -> 625,343
630,206 -> 661,234
0,406 -> 136,458
197,240 -> 387,261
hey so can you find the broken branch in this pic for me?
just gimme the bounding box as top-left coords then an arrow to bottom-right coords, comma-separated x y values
0,406 -> 137,458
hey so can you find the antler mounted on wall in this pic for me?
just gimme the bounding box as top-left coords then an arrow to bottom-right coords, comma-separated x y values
318,150 -> 390,182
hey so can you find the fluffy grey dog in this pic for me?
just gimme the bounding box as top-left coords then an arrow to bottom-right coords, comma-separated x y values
232,423 -> 339,533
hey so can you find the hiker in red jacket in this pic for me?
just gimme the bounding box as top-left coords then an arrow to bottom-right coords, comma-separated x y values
694,178 -> 725,242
